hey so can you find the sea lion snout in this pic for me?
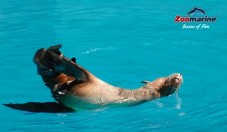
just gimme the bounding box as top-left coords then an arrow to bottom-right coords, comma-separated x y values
170,73 -> 183,86
154,73 -> 183,97
165,73 -> 183,89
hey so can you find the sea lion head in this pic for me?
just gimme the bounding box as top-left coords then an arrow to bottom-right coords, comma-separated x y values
146,73 -> 183,97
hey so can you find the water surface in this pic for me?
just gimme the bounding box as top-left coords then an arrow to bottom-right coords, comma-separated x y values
0,0 -> 226,131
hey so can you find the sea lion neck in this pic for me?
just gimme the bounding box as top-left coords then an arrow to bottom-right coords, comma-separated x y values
117,84 -> 161,104
134,83 -> 161,100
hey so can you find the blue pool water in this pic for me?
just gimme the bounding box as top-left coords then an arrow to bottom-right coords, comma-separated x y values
0,0 -> 227,131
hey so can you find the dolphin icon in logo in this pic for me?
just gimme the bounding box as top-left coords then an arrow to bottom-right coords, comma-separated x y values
187,7 -> 205,15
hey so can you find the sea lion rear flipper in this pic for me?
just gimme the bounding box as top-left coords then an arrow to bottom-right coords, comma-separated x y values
48,44 -> 62,56
46,48 -> 89,82
59,56 -> 88,81
71,57 -> 76,63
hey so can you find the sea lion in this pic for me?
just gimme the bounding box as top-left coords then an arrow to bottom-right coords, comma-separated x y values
33,45 -> 183,110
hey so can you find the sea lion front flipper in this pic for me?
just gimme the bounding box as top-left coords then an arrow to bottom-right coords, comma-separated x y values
141,80 -> 149,84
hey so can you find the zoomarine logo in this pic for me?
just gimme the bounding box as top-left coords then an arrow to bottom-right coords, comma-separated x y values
175,7 -> 217,30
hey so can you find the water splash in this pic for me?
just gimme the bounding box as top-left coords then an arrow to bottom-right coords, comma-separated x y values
81,46 -> 126,55
175,93 -> 182,110
81,48 -> 101,54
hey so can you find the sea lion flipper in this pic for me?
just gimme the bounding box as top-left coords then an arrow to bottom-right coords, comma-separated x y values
48,44 -> 62,56
34,45 -> 90,82
46,48 -> 88,81
59,56 -> 88,81
141,80 -> 149,84
71,57 -> 76,63
48,44 -> 62,51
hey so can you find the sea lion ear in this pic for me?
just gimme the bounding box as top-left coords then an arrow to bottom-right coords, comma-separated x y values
48,44 -> 62,56
141,80 -> 149,84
